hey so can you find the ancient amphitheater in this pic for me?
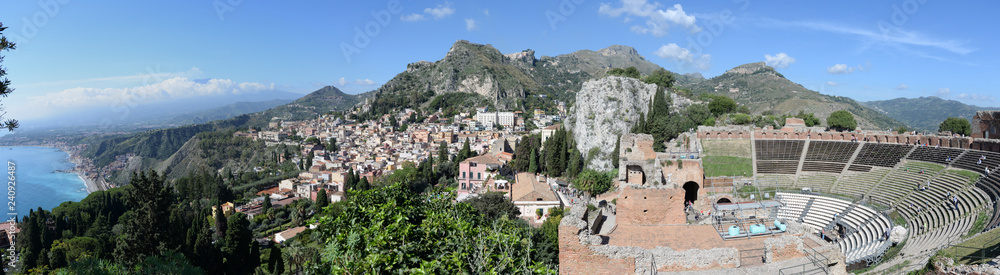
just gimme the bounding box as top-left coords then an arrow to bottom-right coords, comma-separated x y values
559,120 -> 1000,274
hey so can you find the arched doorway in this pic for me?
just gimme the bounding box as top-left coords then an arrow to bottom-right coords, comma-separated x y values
683,181 -> 699,206
716,198 -> 732,204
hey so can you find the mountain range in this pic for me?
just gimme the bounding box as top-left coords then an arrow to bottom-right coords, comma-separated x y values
363,40 -> 678,118
862,96 -> 998,132
678,62 -> 905,130
7,40 -> 993,185
363,40 -> 908,131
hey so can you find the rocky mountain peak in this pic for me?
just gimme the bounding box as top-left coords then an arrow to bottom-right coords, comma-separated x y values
724,62 -> 770,75
684,72 -> 705,79
597,45 -> 643,60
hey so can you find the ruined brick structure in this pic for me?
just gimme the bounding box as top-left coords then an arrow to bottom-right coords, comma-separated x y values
973,111 -> 1000,139
617,133 -> 666,186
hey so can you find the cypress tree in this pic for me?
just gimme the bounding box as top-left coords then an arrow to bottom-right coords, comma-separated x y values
262,195 -> 272,214
529,150 -> 538,174
223,213 -> 253,274
437,141 -> 449,165
114,171 -> 173,264
269,245 -> 285,274
315,189 -> 329,212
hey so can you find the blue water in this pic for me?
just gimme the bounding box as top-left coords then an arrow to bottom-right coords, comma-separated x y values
0,147 -> 89,220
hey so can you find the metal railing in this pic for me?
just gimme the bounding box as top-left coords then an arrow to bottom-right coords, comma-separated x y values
779,243 -> 831,275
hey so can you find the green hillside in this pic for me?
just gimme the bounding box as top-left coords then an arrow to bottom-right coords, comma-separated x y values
863,96 -> 997,132
362,40 -> 675,119
680,62 -> 905,131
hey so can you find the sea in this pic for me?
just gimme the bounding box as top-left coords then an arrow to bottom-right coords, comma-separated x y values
0,146 -> 89,220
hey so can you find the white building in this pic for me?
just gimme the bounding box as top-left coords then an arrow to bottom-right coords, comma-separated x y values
475,112 -> 516,127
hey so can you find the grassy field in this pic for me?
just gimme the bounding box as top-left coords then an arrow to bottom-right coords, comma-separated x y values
939,219 -> 1000,264
950,169 -> 982,184
702,140 -> 752,158
703,156 -> 753,177
736,185 -> 777,199
965,211 -> 990,238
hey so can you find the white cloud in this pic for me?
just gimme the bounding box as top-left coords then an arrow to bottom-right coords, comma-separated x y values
336,77 -> 377,86
654,43 -> 711,71
826,64 -> 856,74
764,52 -> 796,69
763,20 -> 974,55
896,84 -> 909,90
400,13 -> 426,22
956,93 -> 995,102
402,2 -> 455,22
465,18 -> 478,31
19,67 -> 204,89
483,9 -> 490,16
826,81 -> 839,86
27,77 -> 274,109
425,2 -> 455,19
598,0 -> 701,37
936,88 -> 951,97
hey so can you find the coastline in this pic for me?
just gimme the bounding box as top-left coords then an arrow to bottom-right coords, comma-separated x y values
16,145 -> 107,194
74,170 -> 99,194
63,149 -> 106,194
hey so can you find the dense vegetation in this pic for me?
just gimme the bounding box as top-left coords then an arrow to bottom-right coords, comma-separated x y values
827,110 -> 858,131
425,92 -> 490,118
313,183 -> 558,273
195,130 -> 266,169
939,117 -> 972,136
607,67 -> 641,79
630,89 -> 712,151
572,169 -> 616,196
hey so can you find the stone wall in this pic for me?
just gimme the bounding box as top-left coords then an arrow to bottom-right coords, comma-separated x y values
696,126 -> 981,151
559,204 -> 636,274
616,187 -> 686,225
618,133 -> 664,186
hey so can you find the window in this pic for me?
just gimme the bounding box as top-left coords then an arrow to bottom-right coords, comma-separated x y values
462,172 -> 466,179
470,162 -> 477,167
477,172 -> 481,179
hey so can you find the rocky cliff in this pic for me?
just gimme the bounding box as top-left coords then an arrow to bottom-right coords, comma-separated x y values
567,76 -> 657,171
363,40 -> 687,118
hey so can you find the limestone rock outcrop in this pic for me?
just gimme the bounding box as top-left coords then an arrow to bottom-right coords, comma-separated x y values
567,76 -> 656,171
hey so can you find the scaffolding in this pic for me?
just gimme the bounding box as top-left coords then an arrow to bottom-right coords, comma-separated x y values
712,200 -> 785,240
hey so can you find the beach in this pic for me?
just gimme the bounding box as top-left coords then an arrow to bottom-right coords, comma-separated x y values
38,144 -> 108,194
66,151 -> 108,193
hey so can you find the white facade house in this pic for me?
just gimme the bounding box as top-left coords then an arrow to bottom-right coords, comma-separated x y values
476,112 -> 516,127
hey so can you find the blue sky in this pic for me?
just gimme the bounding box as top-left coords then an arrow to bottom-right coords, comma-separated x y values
1,0 -> 997,121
